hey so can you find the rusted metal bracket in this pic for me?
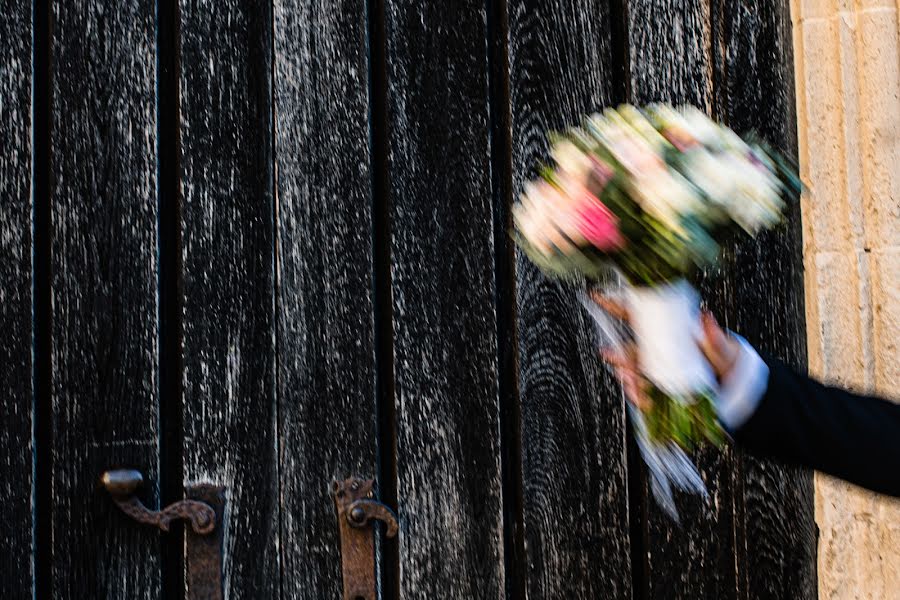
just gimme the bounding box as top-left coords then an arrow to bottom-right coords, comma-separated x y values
185,484 -> 226,600
332,477 -> 398,600
101,469 -> 216,534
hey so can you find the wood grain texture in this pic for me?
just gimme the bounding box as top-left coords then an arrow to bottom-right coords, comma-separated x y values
0,4 -> 33,598
626,0 -> 716,110
716,1 -> 817,598
50,1 -> 161,598
625,2 -> 744,598
179,1 -> 279,598
507,1 -> 633,597
272,0 -> 378,597
382,1 -> 505,596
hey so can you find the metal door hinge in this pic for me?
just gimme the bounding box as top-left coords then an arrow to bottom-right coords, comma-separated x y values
332,477 -> 398,600
185,484 -> 226,600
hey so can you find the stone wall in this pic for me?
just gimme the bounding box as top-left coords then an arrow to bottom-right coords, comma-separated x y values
790,0 -> 900,597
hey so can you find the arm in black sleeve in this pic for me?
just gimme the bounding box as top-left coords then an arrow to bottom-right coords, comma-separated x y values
733,356 -> 900,497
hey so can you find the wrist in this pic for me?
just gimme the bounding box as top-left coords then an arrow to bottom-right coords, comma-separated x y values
715,335 -> 769,431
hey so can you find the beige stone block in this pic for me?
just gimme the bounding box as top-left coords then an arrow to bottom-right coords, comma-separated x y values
856,12 -> 900,248
799,20 -> 855,252
836,13 -> 867,245
799,0 -> 895,21
811,252 -> 867,386
793,9 -> 809,172
873,498 -> 900,587
803,242 -> 824,376
857,0 -> 898,10
790,0 -> 803,27
854,250 -> 875,389
870,248 -> 900,397
799,0 -> 852,20
816,475 -> 888,600
816,474 -> 900,600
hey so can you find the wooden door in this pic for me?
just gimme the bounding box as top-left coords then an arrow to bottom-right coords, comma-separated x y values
1,0 -> 815,598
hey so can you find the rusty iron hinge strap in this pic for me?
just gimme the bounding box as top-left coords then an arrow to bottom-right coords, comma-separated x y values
332,477 -> 398,600
186,484 -> 226,600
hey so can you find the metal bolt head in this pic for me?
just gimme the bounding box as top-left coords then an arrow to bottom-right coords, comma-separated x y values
349,505 -> 366,525
195,511 -> 211,528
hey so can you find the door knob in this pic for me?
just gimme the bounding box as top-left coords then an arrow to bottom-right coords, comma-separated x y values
101,469 -> 216,535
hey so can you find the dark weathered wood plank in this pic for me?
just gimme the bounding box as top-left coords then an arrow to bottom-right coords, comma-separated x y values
179,1 -> 278,598
50,1 -> 161,598
382,1 -> 505,596
627,0 -> 716,109
625,2 -> 742,598
0,4 -> 33,598
272,0 -> 379,596
717,1 -> 817,597
507,1 -> 633,597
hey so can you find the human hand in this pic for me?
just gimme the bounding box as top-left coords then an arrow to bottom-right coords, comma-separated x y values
592,292 -> 741,409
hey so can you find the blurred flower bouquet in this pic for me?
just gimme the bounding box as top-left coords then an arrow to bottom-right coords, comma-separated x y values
513,105 -> 800,514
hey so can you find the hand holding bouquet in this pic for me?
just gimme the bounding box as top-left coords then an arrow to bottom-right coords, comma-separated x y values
513,104 -> 801,515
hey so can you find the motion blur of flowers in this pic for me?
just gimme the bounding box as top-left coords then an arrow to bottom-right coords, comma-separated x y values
512,105 -> 802,513
512,104 -> 802,286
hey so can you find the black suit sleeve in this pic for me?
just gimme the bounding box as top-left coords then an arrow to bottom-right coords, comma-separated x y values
732,356 -> 900,497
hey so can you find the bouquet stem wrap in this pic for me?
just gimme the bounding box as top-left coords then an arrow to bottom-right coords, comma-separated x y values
580,281 -> 722,520
626,280 -> 714,396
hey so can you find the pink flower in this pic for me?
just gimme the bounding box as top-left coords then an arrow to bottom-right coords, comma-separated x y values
577,199 -> 624,251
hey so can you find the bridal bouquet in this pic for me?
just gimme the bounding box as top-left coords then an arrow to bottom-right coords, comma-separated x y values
513,104 -> 800,515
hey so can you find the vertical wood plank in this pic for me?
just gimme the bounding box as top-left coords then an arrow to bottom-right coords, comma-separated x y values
50,1 -> 161,598
382,0 -> 505,596
506,1 -> 633,598
717,1 -> 817,597
0,3 -> 33,598
624,2 -> 743,598
179,1 -> 279,598
272,0 -> 378,596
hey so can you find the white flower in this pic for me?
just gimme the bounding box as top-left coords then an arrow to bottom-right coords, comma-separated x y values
630,167 -> 703,234
679,107 -> 724,147
515,181 -> 585,255
551,139 -> 592,181
681,148 -> 736,205
618,104 -> 668,150
682,147 -> 784,232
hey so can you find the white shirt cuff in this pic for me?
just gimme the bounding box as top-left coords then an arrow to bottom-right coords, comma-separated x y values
715,335 -> 769,431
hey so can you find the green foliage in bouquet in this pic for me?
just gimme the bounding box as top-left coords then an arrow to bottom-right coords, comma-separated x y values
644,388 -> 725,450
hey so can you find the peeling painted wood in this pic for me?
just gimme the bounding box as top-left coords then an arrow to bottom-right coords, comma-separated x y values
718,1 -> 817,598
382,1 -> 506,596
507,1 -> 633,597
0,3 -> 33,598
179,1 -> 279,598
272,0 -> 379,596
49,1 -> 161,598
